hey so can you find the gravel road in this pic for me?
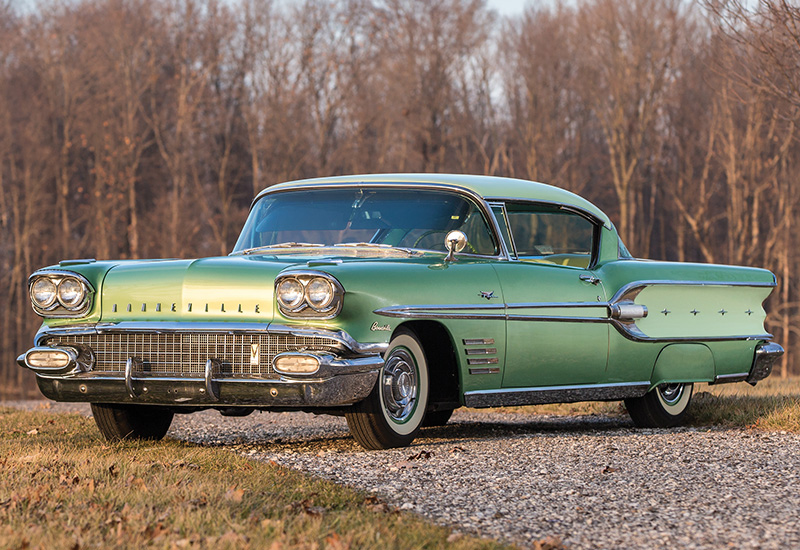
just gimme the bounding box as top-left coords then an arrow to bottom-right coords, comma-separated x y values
8,401 -> 800,549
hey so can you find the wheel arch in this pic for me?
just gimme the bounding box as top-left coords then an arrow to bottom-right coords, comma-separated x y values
649,342 -> 716,389
392,320 -> 461,411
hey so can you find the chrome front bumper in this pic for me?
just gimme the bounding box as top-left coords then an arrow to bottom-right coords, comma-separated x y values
33,368 -> 380,407
19,323 -> 385,408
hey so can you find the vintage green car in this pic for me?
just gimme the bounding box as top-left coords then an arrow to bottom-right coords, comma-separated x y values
20,174 -> 783,449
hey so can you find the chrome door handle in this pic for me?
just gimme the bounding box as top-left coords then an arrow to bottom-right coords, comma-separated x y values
579,274 -> 601,285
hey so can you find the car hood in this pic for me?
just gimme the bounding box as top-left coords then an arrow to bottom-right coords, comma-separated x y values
98,256 -> 302,324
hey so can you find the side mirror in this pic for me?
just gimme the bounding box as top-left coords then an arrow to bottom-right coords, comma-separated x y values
444,230 -> 467,262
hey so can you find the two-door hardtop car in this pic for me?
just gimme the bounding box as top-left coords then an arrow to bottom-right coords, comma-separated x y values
20,174 -> 783,449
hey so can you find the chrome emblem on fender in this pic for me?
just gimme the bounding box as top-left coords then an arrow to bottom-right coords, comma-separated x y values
250,343 -> 259,365
370,322 -> 391,332
479,291 -> 497,300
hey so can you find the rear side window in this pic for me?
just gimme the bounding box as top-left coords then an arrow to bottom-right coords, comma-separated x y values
505,203 -> 597,268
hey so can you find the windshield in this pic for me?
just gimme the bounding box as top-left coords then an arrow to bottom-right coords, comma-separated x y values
232,187 -> 498,255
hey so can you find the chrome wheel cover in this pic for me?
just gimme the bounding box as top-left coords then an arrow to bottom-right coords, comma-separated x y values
381,347 -> 418,423
658,383 -> 684,406
656,382 -> 692,416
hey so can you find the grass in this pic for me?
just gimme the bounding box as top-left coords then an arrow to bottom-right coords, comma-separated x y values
471,377 -> 800,433
0,407 -> 517,550
4,380 -> 798,549
689,377 -> 800,432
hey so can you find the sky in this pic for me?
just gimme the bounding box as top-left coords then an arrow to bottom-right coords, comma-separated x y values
487,0 -> 529,16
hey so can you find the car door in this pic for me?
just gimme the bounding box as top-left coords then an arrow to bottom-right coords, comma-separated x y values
490,202 -> 610,388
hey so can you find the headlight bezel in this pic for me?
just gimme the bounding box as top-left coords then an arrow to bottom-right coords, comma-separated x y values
28,271 -> 94,318
30,277 -> 58,310
275,271 -> 344,319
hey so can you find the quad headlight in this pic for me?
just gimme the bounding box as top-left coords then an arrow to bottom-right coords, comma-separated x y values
276,278 -> 305,310
275,272 -> 343,318
29,271 -> 93,317
30,278 -> 58,309
306,278 -> 335,310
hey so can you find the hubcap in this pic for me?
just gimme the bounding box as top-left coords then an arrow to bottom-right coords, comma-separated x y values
381,348 -> 418,423
658,383 -> 684,406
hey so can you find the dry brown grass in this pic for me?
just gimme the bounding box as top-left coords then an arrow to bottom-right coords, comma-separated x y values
689,377 -> 800,432
0,407 -> 516,550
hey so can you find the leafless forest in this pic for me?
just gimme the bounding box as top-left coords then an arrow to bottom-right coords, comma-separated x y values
1,0 -> 798,398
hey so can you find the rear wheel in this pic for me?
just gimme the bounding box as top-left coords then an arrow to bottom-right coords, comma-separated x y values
91,403 -> 174,441
346,329 -> 429,450
624,383 -> 693,428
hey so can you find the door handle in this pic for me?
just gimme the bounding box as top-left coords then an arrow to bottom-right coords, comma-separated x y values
579,274 -> 601,285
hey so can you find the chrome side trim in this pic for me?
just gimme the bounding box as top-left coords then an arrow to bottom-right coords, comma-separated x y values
609,279 -> 776,304
463,338 -> 495,345
464,381 -> 650,408
375,302 -> 605,322
467,358 -> 499,365
506,302 -> 608,310
376,277 -> 774,343
465,348 -> 497,355
469,367 -> 500,375
506,315 -> 608,323
711,372 -> 750,384
608,319 -> 773,343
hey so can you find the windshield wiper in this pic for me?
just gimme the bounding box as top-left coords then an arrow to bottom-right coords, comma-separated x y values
333,242 -> 415,254
234,242 -> 326,255
334,242 -> 392,248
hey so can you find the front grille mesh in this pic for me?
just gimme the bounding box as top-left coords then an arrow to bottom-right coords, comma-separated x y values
45,332 -> 342,377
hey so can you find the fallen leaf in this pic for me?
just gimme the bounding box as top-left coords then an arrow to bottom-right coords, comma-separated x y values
189,496 -> 208,509
286,499 -> 326,516
260,518 -> 282,529
406,450 -> 433,461
325,532 -> 351,550
218,531 -> 248,545
601,465 -> 619,474
363,496 -> 391,513
143,522 -> 168,540
26,429 -> 39,435
127,476 -> 148,492
224,487 -> 245,503
532,536 -> 566,550
108,464 -> 118,478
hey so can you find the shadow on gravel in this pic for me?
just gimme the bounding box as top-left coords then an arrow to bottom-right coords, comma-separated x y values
190,413 -> 642,453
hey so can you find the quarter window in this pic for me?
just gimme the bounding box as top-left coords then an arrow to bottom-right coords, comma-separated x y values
505,203 -> 597,268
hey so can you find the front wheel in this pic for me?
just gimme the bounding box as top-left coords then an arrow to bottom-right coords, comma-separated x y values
346,329 -> 429,450
91,403 -> 174,441
624,383 -> 693,428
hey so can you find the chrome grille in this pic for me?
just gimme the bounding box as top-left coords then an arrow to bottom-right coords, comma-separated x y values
46,332 -> 342,377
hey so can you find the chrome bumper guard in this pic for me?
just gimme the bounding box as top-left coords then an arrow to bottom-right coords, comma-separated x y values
747,341 -> 783,385
19,323 -> 385,408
